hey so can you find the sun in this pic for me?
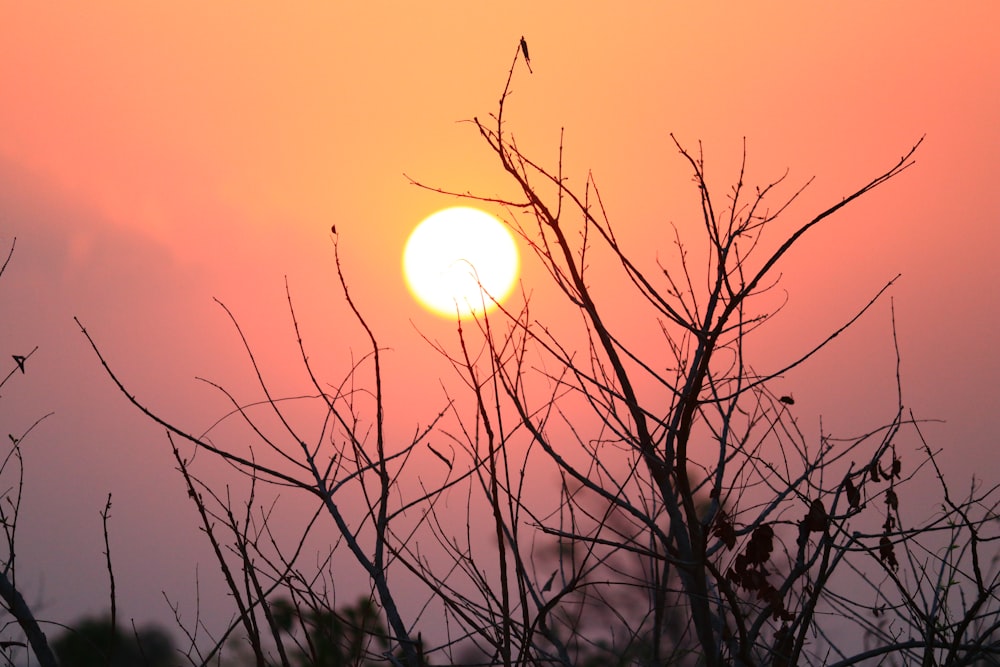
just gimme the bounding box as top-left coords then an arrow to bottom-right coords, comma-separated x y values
403,207 -> 519,319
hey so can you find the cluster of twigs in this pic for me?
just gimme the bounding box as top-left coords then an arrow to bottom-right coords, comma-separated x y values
0,240 -> 56,667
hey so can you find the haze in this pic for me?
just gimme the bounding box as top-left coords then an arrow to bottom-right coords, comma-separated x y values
1,3 -> 998,640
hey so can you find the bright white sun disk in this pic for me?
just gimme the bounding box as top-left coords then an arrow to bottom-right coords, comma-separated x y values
403,207 -> 519,318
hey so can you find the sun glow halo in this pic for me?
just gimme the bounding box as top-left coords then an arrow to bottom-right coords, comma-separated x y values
403,207 -> 519,318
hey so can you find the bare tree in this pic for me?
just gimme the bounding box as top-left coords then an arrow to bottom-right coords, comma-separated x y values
404,59 -> 999,665
75,51 -> 1000,667
0,239 -> 57,667
77,253 -> 453,666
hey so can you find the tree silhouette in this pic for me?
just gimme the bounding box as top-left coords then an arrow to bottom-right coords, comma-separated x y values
52,616 -> 175,667
0,240 -> 58,667
268,596 -> 391,667
63,52 -> 1000,666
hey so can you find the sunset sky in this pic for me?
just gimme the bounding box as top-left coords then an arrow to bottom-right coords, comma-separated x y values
1,3 -> 999,643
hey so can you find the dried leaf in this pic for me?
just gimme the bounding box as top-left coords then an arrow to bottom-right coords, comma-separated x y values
712,509 -> 737,550
885,488 -> 898,511
745,569 -> 767,592
746,524 -> 774,565
734,552 -> 748,575
802,499 -> 828,533
879,536 -> 898,571
844,475 -> 861,509
761,584 -> 794,622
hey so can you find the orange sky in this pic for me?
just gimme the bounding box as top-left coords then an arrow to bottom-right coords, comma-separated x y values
1,3 -> 999,640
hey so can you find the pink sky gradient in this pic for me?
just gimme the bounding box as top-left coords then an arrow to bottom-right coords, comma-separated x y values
1,3 -> 998,641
